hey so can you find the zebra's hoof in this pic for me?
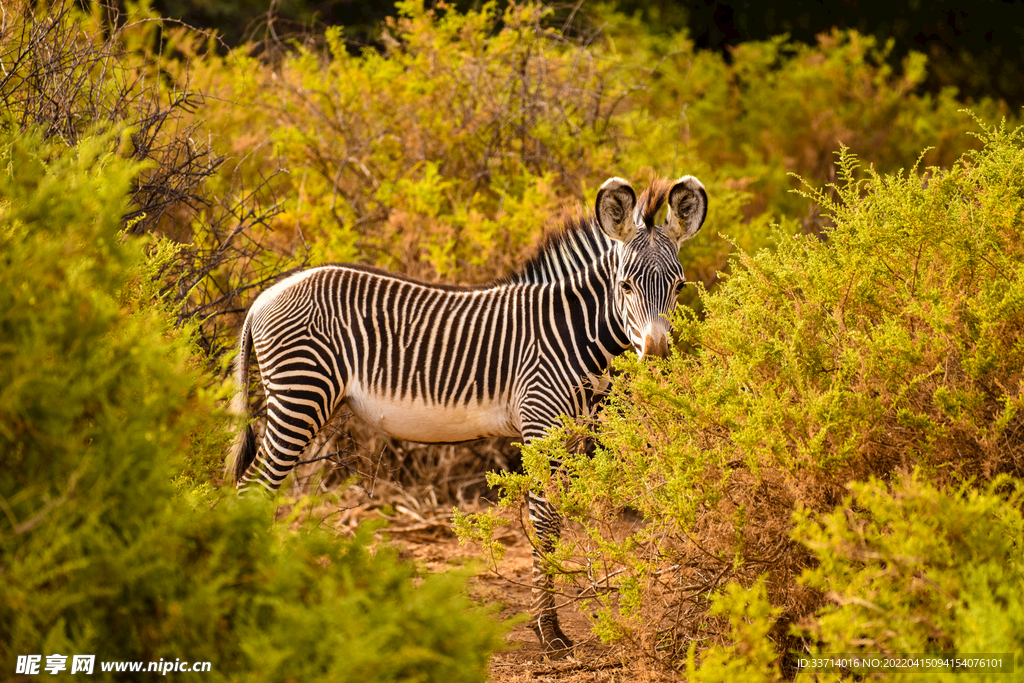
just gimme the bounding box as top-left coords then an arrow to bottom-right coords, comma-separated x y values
532,621 -> 574,657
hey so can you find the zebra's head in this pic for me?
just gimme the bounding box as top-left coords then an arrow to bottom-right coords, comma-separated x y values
596,175 -> 708,360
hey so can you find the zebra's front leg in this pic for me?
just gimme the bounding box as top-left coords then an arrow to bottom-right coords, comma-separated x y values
526,490 -> 573,654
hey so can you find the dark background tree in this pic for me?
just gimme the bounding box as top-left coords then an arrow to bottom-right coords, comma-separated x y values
680,0 -> 1024,106
141,0 -> 1024,108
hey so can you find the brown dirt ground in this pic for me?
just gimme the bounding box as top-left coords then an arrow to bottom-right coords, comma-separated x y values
391,521 -> 636,683
301,493 -> 648,683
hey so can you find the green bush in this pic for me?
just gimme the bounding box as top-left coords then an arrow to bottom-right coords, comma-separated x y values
0,128 -> 502,681
685,577 -> 783,683
689,473 -> 1024,682
159,1 -> 1015,344
576,10 -> 1010,223
178,1 -> 767,292
38,0 -> 999,356
659,30 -> 1001,221
466,118 -> 1024,672
795,473 -> 1024,677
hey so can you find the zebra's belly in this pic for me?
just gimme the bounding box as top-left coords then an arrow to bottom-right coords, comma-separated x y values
345,387 -> 520,442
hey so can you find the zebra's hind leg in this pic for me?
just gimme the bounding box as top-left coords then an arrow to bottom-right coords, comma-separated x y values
237,389 -> 322,494
526,491 -> 573,654
237,437 -> 303,493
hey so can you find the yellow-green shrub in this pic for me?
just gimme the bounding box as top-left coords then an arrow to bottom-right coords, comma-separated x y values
469,118 -> 1024,671
166,3 -> 1015,339
168,2 -> 760,289
690,473 -> 1024,682
196,2 -> 629,281
114,1 -> 1013,356
0,128 -> 502,682
594,10 -> 1011,223
795,474 -> 1024,673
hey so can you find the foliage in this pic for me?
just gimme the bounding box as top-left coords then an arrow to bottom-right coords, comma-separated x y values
195,1 -> 637,281
165,1 -> 1013,331
0,128 -> 503,681
795,473 -> 1024,677
469,120 -> 1024,673
690,473 -> 1024,681
679,0 -> 1024,109
0,0 -> 212,236
6,0 -> 1003,346
596,14 -> 1007,226
0,0 -> 300,356
142,0 -> 1024,111
686,578 -> 783,683
168,0 -> 764,302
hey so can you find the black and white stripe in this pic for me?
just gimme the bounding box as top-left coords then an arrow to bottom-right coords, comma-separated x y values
230,175 -> 707,651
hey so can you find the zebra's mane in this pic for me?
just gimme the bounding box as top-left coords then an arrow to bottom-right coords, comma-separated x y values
502,178 -> 675,286
501,216 -> 613,285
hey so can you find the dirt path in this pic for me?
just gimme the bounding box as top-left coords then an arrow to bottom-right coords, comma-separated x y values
388,521 -> 637,683
302,488 -> 670,682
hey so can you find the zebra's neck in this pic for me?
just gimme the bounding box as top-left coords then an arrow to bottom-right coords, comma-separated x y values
546,250 -> 632,371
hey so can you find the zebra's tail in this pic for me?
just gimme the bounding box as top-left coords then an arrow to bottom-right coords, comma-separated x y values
229,312 -> 258,486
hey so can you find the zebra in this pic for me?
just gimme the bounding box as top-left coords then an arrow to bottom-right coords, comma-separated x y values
230,174 -> 708,652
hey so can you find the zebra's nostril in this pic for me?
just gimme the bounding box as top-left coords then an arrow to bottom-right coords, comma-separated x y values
642,334 -> 670,359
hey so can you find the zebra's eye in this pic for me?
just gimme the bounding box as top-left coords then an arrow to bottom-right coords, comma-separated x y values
674,280 -> 686,294
620,281 -> 634,294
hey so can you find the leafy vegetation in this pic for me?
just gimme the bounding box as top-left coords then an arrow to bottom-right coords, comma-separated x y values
0,127 -> 503,681
471,120 -> 1024,675
2,0 -> 1022,679
795,474 -> 1024,672
177,0 -> 1006,314
688,474 -> 1024,682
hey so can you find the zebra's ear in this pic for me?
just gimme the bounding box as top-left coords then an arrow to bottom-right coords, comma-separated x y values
596,177 -> 638,243
665,176 -> 708,247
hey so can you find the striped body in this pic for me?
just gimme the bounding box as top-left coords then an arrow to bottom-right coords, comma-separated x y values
242,259 -> 624,476
231,175 -> 708,652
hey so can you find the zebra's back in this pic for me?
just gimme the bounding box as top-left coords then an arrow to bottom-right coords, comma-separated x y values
247,264 -> 532,442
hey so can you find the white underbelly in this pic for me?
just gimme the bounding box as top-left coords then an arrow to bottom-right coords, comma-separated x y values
345,386 -> 519,442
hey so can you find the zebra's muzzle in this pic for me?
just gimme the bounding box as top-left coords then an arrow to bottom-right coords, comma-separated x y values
636,318 -> 671,359
641,332 -> 670,359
